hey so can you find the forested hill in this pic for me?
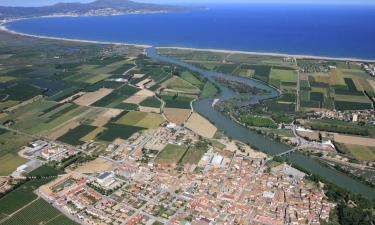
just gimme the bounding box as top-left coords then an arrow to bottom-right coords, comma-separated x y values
0,0 -> 193,19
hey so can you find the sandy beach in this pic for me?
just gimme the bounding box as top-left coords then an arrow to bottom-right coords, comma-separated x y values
1,19 -> 375,63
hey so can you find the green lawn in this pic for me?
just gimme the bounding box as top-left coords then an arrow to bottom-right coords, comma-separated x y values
156,144 -> 188,165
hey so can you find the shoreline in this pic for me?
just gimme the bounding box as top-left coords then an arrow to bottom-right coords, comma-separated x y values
1,19 -> 375,63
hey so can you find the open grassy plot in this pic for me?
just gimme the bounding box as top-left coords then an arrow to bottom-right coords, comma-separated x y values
339,144 -> 375,161
80,127 -> 105,142
1,198 -> 78,225
160,92 -> 195,109
240,64 -> 271,83
334,101 -> 372,110
201,81 -> 219,98
0,83 -> 43,101
0,100 -> 19,111
91,84 -> 140,108
156,144 -> 188,165
116,111 -> 165,129
74,88 -> 113,106
180,70 -> 204,89
240,115 -> 278,128
185,113 -> 217,138
27,165 -> 64,177
270,68 -> 297,83
48,87 -> 81,102
0,131 -> 32,176
214,63 -> 239,74
163,76 -> 200,95
308,119 -> 372,136
29,105 -> 89,135
181,142 -> 208,165
57,124 -> 97,146
0,178 -> 54,216
163,108 -> 191,125
98,123 -> 144,142
0,76 -> 16,82
139,96 -> 161,108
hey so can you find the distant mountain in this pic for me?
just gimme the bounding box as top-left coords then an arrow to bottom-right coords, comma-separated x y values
0,0 -> 194,20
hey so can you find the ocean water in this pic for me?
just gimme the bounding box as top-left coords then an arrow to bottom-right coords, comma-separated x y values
6,4 -> 375,59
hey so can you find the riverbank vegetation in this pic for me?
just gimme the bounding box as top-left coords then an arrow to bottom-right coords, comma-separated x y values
213,77 -> 269,94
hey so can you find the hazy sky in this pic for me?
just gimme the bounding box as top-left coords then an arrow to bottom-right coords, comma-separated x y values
0,0 -> 374,6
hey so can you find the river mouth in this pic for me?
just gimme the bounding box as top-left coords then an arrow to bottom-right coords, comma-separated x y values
146,47 -> 375,199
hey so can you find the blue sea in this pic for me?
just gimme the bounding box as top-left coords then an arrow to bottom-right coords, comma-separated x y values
6,4 -> 375,59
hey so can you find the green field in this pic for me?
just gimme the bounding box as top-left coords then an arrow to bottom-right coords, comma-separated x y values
240,115 -> 278,128
180,70 -> 204,88
160,92 -> 195,109
57,124 -> 97,146
200,81 -> 219,98
308,119 -> 372,137
1,199 -> 78,225
0,178 -> 54,216
156,144 -> 188,164
98,123 -> 144,142
0,131 -> 32,176
339,144 -> 375,161
164,76 -> 200,95
27,165 -> 64,177
139,96 -> 161,108
270,68 -> 297,82
0,83 -> 43,101
181,141 -> 208,165
116,111 -> 165,129
92,84 -> 140,108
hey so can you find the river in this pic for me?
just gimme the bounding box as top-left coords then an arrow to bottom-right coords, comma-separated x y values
147,47 -> 375,198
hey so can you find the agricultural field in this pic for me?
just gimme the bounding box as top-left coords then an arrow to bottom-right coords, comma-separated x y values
159,49 -> 374,112
160,92 -> 195,109
163,108 -> 191,125
181,141 -> 209,165
200,81 -> 219,98
139,96 -> 161,108
336,143 -> 375,161
240,115 -> 278,129
180,70 -> 205,89
1,198 -> 78,225
0,130 -> 32,176
97,123 -> 144,142
57,124 -> 98,146
0,178 -> 55,217
185,113 -> 217,138
307,119 -> 374,137
155,144 -> 188,165
162,76 -> 200,95
116,111 -> 165,129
